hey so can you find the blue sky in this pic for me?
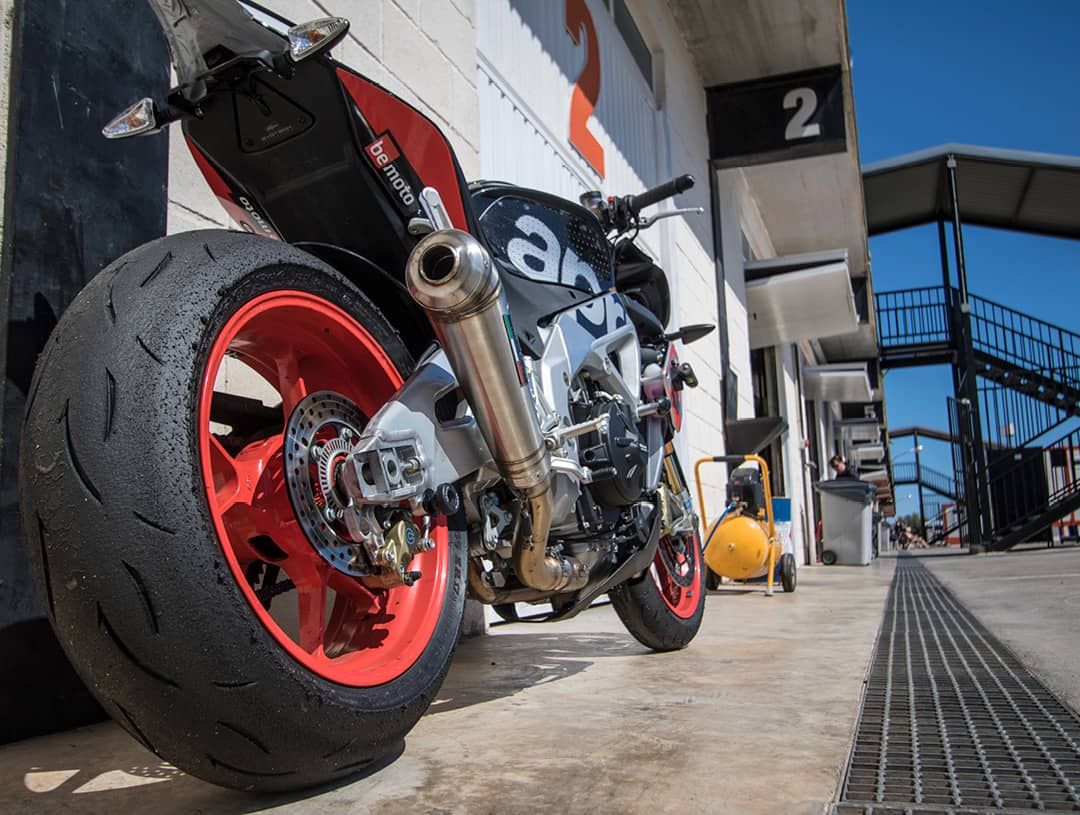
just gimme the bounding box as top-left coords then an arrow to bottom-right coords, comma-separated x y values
846,1 -> 1080,518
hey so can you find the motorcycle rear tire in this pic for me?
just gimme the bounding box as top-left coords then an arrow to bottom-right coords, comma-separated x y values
19,230 -> 467,791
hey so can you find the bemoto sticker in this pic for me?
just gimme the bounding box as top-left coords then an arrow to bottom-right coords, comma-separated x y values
363,131 -> 422,218
365,135 -> 400,165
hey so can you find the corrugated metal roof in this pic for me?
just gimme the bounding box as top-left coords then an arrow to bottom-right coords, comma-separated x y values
863,144 -> 1080,238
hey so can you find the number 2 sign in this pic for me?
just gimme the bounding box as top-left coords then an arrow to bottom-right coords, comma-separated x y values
566,0 -> 605,178
705,65 -> 846,169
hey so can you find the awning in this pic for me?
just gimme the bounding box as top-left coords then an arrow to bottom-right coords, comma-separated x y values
803,362 -> 872,402
724,416 -> 788,456
863,144 -> 1080,239
745,248 -> 848,281
836,419 -> 881,444
745,261 -> 859,349
850,443 -> 884,463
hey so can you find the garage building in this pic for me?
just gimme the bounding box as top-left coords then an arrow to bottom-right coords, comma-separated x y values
0,0 -> 887,740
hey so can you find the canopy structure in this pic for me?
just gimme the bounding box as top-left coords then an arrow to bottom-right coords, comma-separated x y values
745,260 -> 858,349
863,144 -> 1080,239
849,443 -> 884,464
724,416 -> 788,457
803,362 -> 872,403
836,418 -> 881,445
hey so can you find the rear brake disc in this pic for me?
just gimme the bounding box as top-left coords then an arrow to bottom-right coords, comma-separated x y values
284,390 -> 370,576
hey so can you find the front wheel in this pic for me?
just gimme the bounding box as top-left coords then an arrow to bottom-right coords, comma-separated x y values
609,530 -> 705,651
19,230 -> 466,791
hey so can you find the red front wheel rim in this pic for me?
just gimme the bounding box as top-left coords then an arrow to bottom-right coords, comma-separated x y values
198,290 -> 449,687
651,532 -> 703,619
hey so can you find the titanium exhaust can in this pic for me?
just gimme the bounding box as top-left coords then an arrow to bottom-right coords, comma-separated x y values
406,229 -> 586,593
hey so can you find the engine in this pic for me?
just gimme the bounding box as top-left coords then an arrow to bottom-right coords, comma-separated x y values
577,399 -> 649,507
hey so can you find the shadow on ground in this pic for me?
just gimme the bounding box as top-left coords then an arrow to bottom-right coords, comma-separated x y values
10,741 -> 406,815
2,630 -> 643,813
429,630 -> 644,715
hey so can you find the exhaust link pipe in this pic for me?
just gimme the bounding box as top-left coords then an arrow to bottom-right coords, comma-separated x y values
406,230 -> 587,593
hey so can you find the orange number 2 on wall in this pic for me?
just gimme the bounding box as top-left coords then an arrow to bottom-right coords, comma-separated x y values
566,0 -> 605,179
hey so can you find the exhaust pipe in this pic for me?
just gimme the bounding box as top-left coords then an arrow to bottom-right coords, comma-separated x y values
406,230 -> 587,593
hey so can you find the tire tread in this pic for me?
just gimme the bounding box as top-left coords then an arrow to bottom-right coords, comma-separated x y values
19,229 -> 464,791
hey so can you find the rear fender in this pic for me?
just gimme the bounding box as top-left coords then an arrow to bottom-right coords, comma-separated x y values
296,242 -> 435,359
147,0 -> 287,103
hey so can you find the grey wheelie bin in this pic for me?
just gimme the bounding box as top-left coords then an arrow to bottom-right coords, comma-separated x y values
815,479 -> 876,565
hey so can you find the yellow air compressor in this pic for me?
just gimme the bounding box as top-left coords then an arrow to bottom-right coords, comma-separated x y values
694,455 -> 796,595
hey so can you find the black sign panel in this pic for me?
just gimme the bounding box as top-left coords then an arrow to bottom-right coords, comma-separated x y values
706,65 -> 846,168
1,0 -> 168,742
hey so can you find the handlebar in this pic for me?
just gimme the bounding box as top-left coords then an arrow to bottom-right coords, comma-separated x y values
626,174 -> 695,215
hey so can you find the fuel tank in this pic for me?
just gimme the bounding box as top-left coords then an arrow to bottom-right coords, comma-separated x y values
470,182 -> 614,295
703,513 -> 773,581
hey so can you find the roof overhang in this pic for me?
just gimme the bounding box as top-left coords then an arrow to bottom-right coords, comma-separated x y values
803,362 -> 872,403
739,152 -> 869,281
849,443 -> 884,463
724,416 -> 788,456
836,418 -> 881,444
863,144 -> 1080,239
672,0 -> 875,362
746,261 -> 859,349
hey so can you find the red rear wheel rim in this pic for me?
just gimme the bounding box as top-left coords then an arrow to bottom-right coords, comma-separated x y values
198,290 -> 449,687
651,532 -> 702,619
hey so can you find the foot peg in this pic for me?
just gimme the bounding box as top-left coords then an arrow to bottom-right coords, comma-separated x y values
673,361 -> 699,389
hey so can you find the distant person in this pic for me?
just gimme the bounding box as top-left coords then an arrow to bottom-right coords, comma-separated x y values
829,455 -> 860,480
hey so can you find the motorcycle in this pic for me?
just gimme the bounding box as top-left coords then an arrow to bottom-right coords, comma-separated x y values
19,0 -> 714,791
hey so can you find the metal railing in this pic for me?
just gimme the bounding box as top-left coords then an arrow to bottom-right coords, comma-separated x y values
892,461 -> 960,500
876,286 -> 1080,397
923,504 -> 964,546
878,284 -> 1080,547
979,379 -> 1074,454
875,286 -> 951,349
987,424 -> 1080,546
968,292 -> 1080,392
878,284 -> 1079,451
924,424 -> 1080,547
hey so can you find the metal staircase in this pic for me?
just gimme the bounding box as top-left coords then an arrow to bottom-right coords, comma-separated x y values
877,284 -> 1080,549
986,424 -> 1080,549
892,461 -> 959,501
878,287 -> 1080,431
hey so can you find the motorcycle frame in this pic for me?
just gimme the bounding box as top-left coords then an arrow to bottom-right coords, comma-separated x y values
133,1 -> 695,611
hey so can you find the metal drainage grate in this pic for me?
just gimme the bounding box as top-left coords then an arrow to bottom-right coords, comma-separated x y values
833,556 -> 1080,815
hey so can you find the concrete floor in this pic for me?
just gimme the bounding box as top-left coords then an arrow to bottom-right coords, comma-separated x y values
921,543 -> 1080,712
0,560 -> 896,815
